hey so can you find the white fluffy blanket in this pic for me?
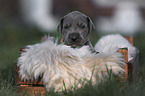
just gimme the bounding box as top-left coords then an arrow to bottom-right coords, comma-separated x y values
95,34 -> 136,61
17,34 -> 133,92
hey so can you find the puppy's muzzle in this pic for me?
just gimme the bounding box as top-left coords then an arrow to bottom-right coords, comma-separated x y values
69,32 -> 82,42
68,32 -> 82,47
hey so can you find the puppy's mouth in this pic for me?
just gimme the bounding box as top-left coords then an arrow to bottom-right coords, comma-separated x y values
67,42 -> 83,48
64,38 -> 83,48
70,44 -> 80,48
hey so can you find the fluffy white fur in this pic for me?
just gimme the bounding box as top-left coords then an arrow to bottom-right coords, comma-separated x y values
18,36 -> 125,92
95,34 -> 136,61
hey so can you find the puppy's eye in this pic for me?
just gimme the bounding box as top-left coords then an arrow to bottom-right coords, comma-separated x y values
78,23 -> 85,28
64,24 -> 71,29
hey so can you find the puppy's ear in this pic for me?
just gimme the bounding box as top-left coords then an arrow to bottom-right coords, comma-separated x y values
87,17 -> 95,33
57,17 -> 64,33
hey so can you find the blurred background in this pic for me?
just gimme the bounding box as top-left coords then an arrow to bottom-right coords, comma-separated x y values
0,0 -> 145,95
0,0 -> 145,33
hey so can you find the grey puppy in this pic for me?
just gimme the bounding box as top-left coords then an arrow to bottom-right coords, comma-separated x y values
57,11 -> 95,52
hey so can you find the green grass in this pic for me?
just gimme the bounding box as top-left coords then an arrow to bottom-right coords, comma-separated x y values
0,24 -> 145,96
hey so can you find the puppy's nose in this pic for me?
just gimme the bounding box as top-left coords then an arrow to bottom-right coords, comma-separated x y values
69,33 -> 80,41
71,35 -> 77,41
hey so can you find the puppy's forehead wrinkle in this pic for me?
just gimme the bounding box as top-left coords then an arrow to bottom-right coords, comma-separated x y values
63,17 -> 87,27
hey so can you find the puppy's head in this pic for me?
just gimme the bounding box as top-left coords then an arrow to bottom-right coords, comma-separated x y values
57,11 -> 95,48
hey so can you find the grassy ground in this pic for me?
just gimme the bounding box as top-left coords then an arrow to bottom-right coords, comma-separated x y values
0,24 -> 145,96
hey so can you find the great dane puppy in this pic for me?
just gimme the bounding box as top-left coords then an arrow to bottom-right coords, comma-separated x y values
57,11 -> 95,52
